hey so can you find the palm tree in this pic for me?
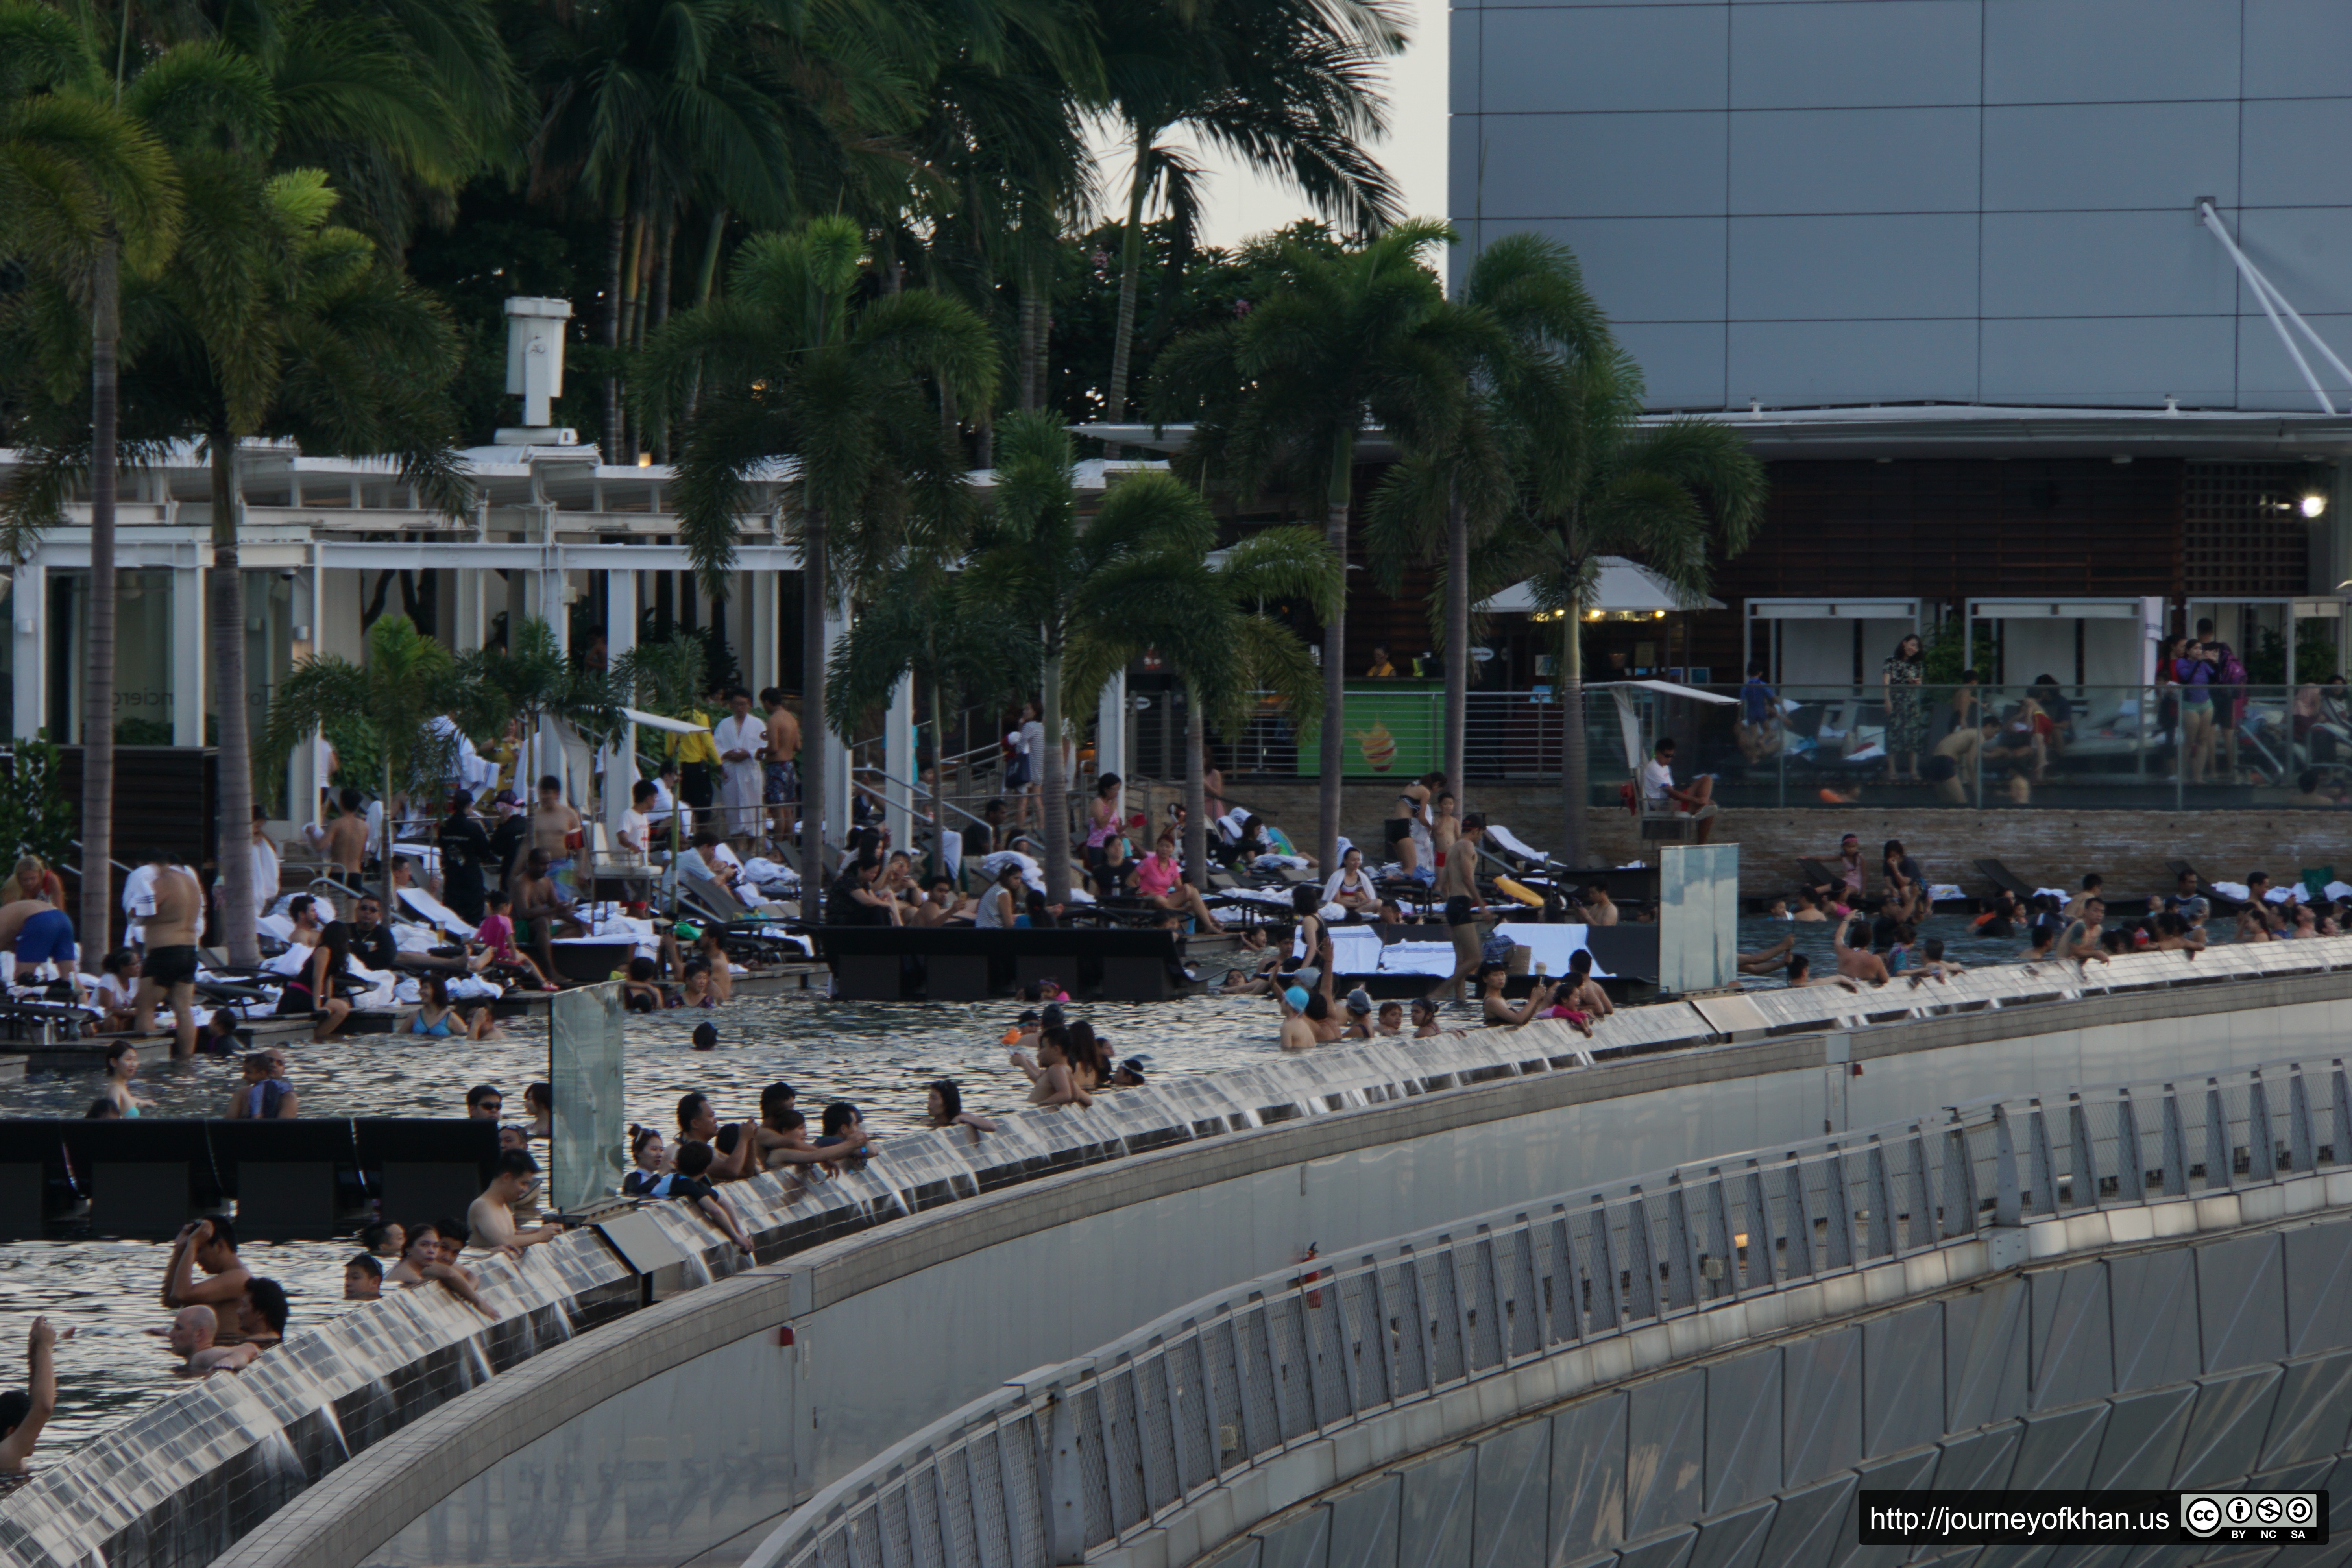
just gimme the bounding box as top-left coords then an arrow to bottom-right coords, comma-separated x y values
959,413 -> 1092,906
639,215 -> 997,920
1067,485 -> 1338,885
1510,347 -> 1766,866
612,630 -> 708,857
1154,218 -> 1470,869
7,2 -> 491,962
825,564 -> 1032,874
0,1 -> 182,968
486,616 -> 624,809
962,414 -> 1232,905
4,120 -> 469,962
514,0 -> 882,457
261,614 -> 506,896
1365,232 -> 1611,807
1095,0 -> 1406,434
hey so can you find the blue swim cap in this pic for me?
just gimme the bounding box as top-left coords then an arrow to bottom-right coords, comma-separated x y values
1284,986 -> 1310,1011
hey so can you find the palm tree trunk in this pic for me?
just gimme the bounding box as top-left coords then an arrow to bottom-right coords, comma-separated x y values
697,207 -> 727,304
651,214 -> 674,336
1316,454 -> 1352,873
927,676 -> 947,881
1444,484 -> 1469,807
382,754 -> 397,904
799,507 -> 829,924
1016,264 -> 1042,412
79,236 -> 120,970
650,214 -> 675,462
1182,679 -> 1206,890
1560,592 -> 1587,870
1104,123 -> 1153,441
208,430 -> 258,965
602,185 -> 627,459
1033,267 -> 1054,415
1040,648 -> 1069,909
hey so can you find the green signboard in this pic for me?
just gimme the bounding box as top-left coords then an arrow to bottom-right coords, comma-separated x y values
1294,686 -> 1442,778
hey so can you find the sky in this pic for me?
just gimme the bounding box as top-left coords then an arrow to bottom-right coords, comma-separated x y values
1090,0 -> 1449,251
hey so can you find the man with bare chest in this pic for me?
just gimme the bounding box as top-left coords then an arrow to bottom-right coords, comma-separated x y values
319,788 -> 369,887
131,848 -> 203,1057
529,776 -> 582,897
761,688 -> 801,848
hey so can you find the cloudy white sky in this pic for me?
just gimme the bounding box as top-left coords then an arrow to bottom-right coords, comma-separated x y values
1091,0 -> 1449,250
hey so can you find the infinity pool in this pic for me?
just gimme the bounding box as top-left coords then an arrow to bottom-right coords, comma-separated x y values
0,911 -> 2148,1455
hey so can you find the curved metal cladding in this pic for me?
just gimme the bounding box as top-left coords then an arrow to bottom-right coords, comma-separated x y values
15,935 -> 2352,1568
1449,0 -> 2352,412
749,1053 -> 2352,1568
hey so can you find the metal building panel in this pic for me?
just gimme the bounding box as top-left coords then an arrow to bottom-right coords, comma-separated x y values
1984,0 -> 2241,104
1980,211 -> 2238,318
1729,2 -> 1981,110
1863,1304 -> 1946,1460
2197,1234 -> 2288,1374
1475,112 -> 1729,220
1480,7 -> 1727,115
1707,1350 -> 1786,1514
2173,1369 -> 2286,1488
2106,1250 -> 2202,1393
1729,108 -> 1980,215
1982,102 -> 2240,211
1980,315 -> 2236,406
1730,216 -> 1979,321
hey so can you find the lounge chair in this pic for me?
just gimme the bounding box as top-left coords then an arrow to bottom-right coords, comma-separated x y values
1484,824 -> 1551,870
1974,859 -> 2038,901
1797,858 -> 1843,894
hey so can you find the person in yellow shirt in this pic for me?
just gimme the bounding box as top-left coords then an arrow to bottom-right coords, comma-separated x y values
669,706 -> 721,838
1365,643 -> 1396,678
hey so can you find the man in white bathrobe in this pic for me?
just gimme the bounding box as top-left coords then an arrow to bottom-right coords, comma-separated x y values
711,688 -> 766,844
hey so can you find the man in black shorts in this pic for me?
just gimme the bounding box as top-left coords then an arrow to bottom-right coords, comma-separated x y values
131,848 -> 204,1058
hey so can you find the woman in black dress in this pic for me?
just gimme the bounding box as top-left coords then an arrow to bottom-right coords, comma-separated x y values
437,790 -> 495,926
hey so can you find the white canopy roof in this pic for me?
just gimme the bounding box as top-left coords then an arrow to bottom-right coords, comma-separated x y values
1480,557 -> 1726,615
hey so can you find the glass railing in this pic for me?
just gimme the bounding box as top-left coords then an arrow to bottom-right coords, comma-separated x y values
1269,679 -> 2352,809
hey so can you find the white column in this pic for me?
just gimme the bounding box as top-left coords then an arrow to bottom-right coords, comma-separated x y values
172,560 -> 204,746
824,587 -> 852,848
453,567 -> 486,652
605,567 -> 637,831
540,551 -> 569,655
1096,669 -> 1127,780
11,562 -> 44,741
886,674 -> 913,850
284,551 -> 312,827
746,571 -> 778,696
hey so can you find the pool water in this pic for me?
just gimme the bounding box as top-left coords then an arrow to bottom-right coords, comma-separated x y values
0,989 -> 1307,1453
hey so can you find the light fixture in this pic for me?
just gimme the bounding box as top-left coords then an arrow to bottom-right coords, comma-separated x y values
1653,609 -> 1667,619
1585,609 -> 1603,621
2302,493 -> 2328,519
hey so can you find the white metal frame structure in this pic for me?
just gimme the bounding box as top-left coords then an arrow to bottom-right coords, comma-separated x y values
2200,199 -> 2352,416
1744,598 -> 1923,687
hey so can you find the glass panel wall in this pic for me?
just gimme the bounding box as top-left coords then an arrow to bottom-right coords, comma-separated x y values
47,569 -> 175,743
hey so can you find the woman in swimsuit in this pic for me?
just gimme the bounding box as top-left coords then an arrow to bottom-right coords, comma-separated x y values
1322,847 -> 1379,918
1084,774 -> 1127,894
101,1042 -> 153,1117
409,975 -> 499,1039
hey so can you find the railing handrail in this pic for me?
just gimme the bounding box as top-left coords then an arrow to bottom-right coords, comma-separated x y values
751,1041 -> 2352,1568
